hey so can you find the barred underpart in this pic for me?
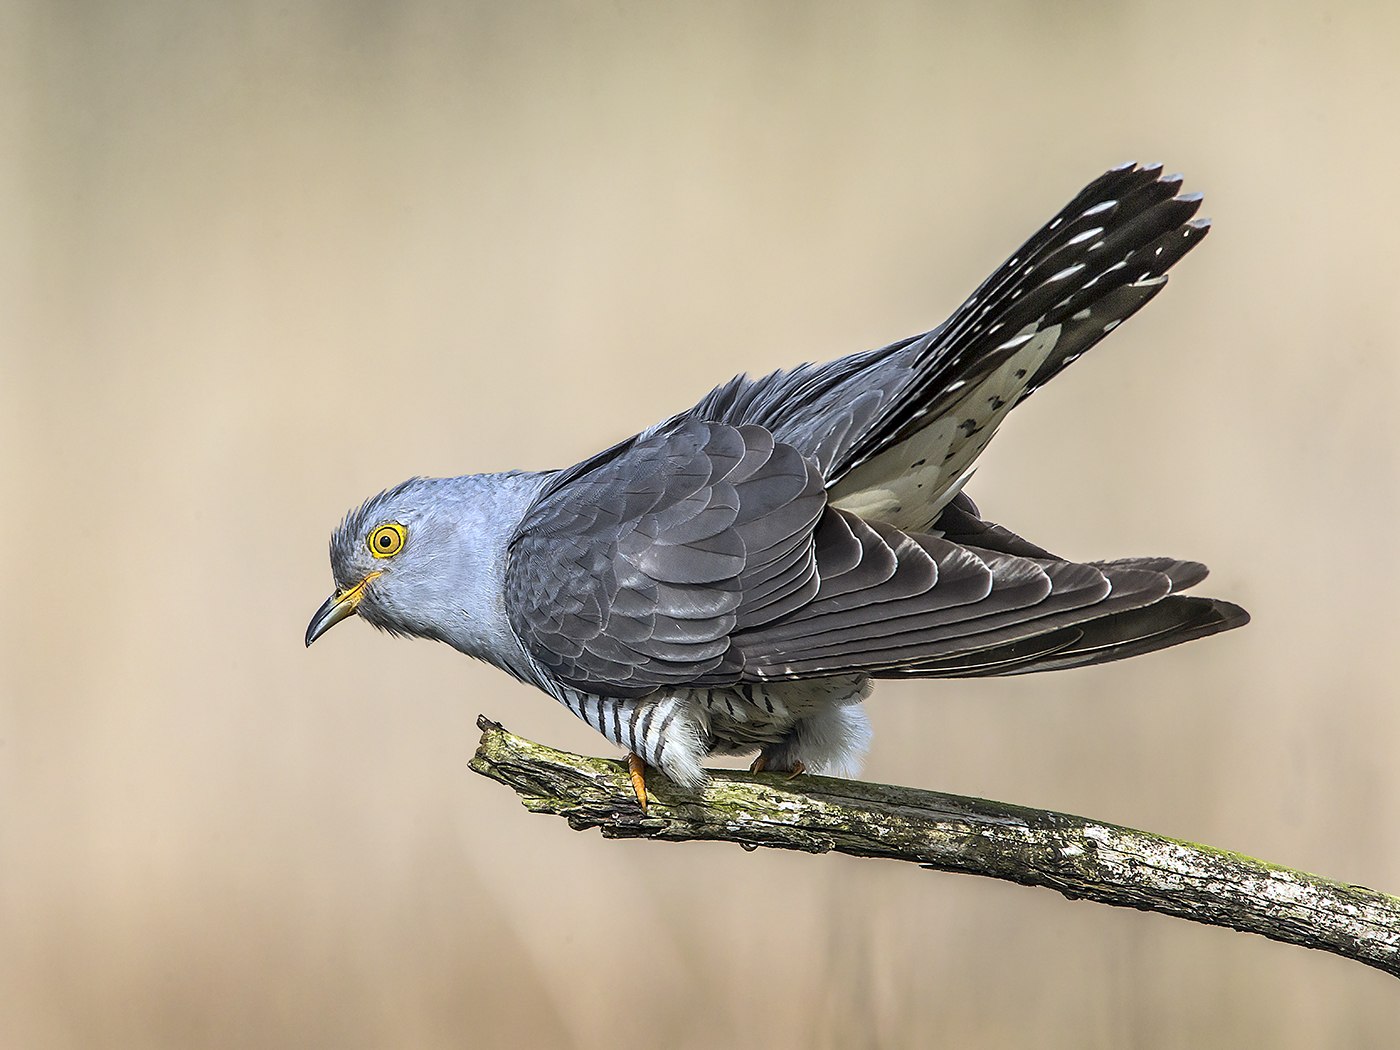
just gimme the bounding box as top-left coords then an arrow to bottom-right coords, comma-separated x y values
556,676 -> 873,787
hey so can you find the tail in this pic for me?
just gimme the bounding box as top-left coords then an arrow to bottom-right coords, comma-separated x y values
693,163 -> 1247,683
828,162 -> 1209,532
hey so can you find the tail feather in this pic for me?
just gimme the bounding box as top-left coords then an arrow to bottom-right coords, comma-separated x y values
829,163 -> 1209,532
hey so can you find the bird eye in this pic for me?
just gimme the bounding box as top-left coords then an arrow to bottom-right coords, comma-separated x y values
368,522 -> 406,558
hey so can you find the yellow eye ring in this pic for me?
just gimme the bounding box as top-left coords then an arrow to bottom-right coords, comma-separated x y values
368,522 -> 407,558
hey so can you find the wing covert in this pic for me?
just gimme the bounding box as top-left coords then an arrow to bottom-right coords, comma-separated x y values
504,419 -> 826,697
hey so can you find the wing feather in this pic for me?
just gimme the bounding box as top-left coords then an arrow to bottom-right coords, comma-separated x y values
505,419 -> 825,696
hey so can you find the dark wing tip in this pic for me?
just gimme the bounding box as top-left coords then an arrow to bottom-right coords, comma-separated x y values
1209,598 -> 1251,631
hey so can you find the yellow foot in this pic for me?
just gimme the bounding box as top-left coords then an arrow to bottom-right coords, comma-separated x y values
627,752 -> 649,814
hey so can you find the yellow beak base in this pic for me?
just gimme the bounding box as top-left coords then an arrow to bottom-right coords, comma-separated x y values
305,572 -> 380,647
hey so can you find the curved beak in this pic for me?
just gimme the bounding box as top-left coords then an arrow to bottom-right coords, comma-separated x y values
305,572 -> 381,647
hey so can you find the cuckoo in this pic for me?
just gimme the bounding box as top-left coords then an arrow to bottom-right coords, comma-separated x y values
307,162 -> 1249,811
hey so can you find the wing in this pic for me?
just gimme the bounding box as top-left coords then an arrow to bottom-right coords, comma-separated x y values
507,417 -> 1242,697
503,419 -> 826,697
889,595 -> 1248,678
726,508 -> 1241,681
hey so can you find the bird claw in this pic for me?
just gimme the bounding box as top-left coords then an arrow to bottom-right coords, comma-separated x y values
627,752 -> 649,814
750,753 -> 805,779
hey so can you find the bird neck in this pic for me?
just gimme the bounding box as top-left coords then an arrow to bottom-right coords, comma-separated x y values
420,471 -> 550,684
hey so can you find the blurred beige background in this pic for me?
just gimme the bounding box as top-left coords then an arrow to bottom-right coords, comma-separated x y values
5,1 -> 1400,1046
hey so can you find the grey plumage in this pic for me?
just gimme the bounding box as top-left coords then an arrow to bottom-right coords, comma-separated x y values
308,162 -> 1249,790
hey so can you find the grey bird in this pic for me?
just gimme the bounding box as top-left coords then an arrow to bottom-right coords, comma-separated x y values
307,162 -> 1249,809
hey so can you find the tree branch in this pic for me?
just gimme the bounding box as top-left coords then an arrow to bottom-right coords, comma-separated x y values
469,717 -> 1400,978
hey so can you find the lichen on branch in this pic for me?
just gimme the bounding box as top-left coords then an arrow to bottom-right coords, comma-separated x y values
470,717 -> 1400,979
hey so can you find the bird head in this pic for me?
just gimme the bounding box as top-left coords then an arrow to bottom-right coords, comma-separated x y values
305,477 -> 460,646
305,471 -> 547,673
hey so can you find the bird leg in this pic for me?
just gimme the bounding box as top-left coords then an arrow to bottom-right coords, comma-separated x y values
627,752 -> 649,813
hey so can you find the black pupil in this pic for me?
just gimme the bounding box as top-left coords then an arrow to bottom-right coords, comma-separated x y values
379,533 -> 393,548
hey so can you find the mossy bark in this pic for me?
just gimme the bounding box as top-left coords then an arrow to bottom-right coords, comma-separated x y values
470,717 -> 1400,978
